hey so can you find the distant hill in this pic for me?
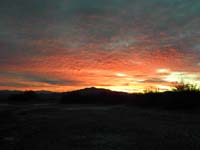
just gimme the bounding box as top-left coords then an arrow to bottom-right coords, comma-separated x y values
0,90 -> 22,102
64,87 -> 127,96
61,88 -> 200,110
1,88 -> 200,111
61,87 -> 129,104
0,90 -> 22,95
0,90 -> 60,104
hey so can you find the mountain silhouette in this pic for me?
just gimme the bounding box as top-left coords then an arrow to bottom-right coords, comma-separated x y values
65,87 -> 126,95
61,87 -> 128,104
1,87 -> 200,110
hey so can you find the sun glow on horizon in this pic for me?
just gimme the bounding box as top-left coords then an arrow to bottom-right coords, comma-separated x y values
96,85 -> 144,93
115,73 -> 127,77
156,68 -> 170,74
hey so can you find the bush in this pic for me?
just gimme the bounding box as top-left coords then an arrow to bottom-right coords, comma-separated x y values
173,81 -> 200,92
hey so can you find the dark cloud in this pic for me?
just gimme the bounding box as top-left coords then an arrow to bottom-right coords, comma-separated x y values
0,72 -> 81,86
0,0 -> 199,55
25,75 -> 80,86
139,78 -> 168,84
0,82 -> 29,88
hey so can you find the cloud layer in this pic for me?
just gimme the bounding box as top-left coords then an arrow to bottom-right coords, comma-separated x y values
0,0 -> 200,92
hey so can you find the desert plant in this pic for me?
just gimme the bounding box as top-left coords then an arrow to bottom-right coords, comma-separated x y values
143,86 -> 160,93
172,81 -> 199,92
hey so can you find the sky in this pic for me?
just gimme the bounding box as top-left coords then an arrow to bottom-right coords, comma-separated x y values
0,0 -> 200,92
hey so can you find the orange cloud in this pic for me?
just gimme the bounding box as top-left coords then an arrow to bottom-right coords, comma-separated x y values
1,43 -> 199,92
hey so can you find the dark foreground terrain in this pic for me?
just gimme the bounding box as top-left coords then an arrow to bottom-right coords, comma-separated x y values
1,104 -> 200,150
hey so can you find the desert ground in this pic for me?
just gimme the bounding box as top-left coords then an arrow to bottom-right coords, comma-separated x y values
1,103 -> 200,150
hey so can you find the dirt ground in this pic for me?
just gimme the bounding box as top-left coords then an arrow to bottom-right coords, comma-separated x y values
1,104 -> 200,150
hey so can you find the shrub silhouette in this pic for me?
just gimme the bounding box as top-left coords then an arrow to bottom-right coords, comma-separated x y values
173,81 -> 200,92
